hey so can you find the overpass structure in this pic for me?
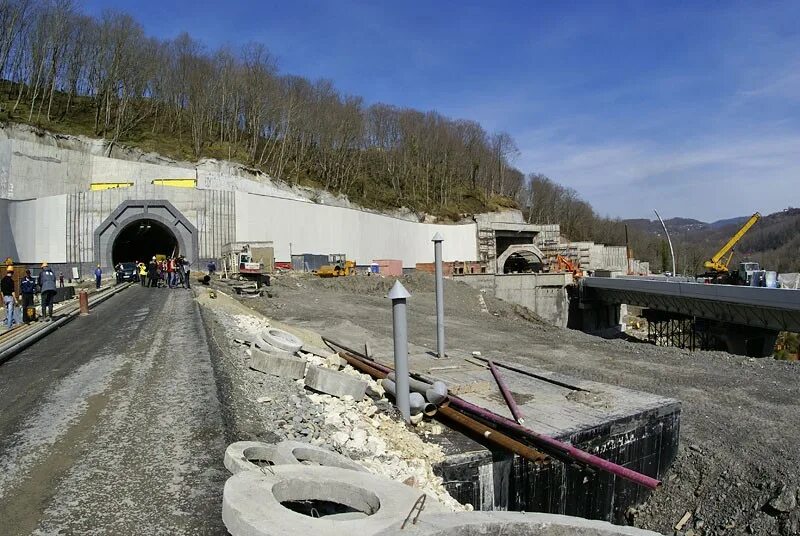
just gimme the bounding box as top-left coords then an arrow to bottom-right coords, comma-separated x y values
579,276 -> 800,357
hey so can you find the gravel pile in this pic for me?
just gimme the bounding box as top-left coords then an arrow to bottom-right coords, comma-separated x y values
198,290 -> 464,511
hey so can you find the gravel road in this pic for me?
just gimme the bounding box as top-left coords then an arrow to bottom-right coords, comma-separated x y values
0,286 -> 227,535
236,272 -> 800,536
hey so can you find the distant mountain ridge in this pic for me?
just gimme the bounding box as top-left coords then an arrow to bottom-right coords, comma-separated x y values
624,208 -> 800,273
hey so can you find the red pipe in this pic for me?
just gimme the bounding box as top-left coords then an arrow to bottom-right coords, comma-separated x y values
322,337 -> 661,490
488,360 -> 524,425
446,396 -> 661,490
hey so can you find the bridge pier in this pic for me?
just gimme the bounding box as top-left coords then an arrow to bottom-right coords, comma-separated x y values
568,296 -> 625,337
717,325 -> 779,358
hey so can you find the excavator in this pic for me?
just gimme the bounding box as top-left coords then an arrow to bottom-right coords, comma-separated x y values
554,254 -> 583,279
701,212 -> 761,284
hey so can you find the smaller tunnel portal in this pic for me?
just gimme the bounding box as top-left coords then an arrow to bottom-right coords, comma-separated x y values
112,219 -> 179,264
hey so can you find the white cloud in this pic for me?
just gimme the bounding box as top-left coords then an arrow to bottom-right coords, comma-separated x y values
519,133 -> 800,220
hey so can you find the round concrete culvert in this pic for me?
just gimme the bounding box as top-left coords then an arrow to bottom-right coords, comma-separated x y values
224,441 -> 277,475
375,512 -> 663,536
276,480 -> 377,519
261,328 -> 303,354
222,465 -> 447,536
270,441 -> 367,472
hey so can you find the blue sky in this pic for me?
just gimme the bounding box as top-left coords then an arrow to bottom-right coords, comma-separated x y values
83,1 -> 800,221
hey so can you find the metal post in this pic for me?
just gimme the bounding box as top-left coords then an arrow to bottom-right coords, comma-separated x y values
388,280 -> 411,423
653,209 -> 676,276
78,290 -> 89,316
432,232 -> 445,358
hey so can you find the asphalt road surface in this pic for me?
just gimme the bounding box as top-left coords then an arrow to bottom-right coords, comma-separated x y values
0,285 -> 227,535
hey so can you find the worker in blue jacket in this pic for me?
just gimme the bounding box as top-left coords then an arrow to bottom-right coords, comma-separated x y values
94,265 -> 102,289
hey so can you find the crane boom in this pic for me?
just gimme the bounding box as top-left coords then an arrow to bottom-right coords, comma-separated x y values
703,212 -> 761,273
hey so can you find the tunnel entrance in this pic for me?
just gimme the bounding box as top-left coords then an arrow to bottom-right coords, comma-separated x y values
111,219 -> 179,265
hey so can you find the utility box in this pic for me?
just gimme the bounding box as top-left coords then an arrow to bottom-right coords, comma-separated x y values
291,254 -> 329,272
372,259 -> 403,276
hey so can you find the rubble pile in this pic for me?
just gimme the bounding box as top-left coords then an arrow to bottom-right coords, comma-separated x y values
208,305 -> 465,512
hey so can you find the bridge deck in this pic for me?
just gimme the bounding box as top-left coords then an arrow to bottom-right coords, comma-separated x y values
582,276 -> 800,332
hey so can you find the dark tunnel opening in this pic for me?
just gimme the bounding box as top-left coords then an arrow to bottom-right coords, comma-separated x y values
112,219 -> 179,265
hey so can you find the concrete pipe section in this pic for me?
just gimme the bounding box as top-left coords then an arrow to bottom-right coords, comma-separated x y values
270,440 -> 368,472
261,328 -> 304,353
224,441 -> 278,475
376,512 -> 662,536
225,441 -> 367,475
222,465 -> 447,536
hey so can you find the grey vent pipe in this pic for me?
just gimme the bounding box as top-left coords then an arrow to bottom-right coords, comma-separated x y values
382,379 -> 437,417
387,372 -> 448,406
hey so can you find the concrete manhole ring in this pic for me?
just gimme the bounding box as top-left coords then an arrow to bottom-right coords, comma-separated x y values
224,441 -> 277,475
375,512 -> 663,535
270,440 -> 368,472
223,465 -> 446,536
261,328 -> 303,353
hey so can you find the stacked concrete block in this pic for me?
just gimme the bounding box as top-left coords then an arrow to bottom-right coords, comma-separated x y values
305,366 -> 367,401
250,348 -> 307,380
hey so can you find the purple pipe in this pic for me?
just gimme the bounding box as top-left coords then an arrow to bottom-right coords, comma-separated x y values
488,360 -> 525,425
323,338 -> 661,490
446,395 -> 661,490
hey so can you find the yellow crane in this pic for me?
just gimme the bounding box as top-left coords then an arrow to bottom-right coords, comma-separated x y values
703,212 -> 761,273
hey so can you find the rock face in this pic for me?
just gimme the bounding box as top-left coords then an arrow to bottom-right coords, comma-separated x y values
768,485 -> 797,514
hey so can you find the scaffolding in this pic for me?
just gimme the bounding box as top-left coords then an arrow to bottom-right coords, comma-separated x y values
644,310 -> 720,351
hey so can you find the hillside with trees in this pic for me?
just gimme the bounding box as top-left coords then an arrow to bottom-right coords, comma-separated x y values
0,0 -> 525,219
0,1 -> 796,274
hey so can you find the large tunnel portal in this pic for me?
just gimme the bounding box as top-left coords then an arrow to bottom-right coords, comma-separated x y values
112,219 -> 179,265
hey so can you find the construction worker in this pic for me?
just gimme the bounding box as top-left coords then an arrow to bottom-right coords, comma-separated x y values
20,269 -> 37,323
38,262 -> 57,321
94,264 -> 102,289
138,261 -> 147,287
1,265 -> 18,329
148,257 -> 158,288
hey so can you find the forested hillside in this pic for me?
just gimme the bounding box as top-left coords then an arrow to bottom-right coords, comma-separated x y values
0,0 -> 525,218
522,175 -> 799,274
0,1 -> 796,273
624,208 -> 800,274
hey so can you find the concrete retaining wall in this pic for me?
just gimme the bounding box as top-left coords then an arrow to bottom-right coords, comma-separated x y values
494,274 -> 572,327
456,273 -> 572,327
5,195 -> 67,263
235,191 -> 477,266
0,133 -> 479,269
0,199 -> 18,261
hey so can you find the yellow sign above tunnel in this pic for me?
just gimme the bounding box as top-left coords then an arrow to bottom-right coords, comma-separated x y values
90,182 -> 134,191
151,178 -> 197,188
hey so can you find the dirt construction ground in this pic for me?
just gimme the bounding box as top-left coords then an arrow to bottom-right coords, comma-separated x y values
221,272 -> 800,536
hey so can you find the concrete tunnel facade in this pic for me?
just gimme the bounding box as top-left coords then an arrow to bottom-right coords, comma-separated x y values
0,129 -> 483,276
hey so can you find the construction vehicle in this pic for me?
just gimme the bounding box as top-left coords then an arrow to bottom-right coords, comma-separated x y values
554,254 -> 584,279
316,260 -> 356,278
702,212 -> 761,283
221,243 -> 273,285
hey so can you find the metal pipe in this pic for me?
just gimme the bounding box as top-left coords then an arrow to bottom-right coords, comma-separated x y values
437,404 -> 547,464
388,281 -> 412,423
336,349 -> 546,463
382,379 -> 437,417
446,395 -> 661,490
327,337 -> 661,491
488,360 -> 525,425
654,209 -> 676,276
432,232 -> 445,358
